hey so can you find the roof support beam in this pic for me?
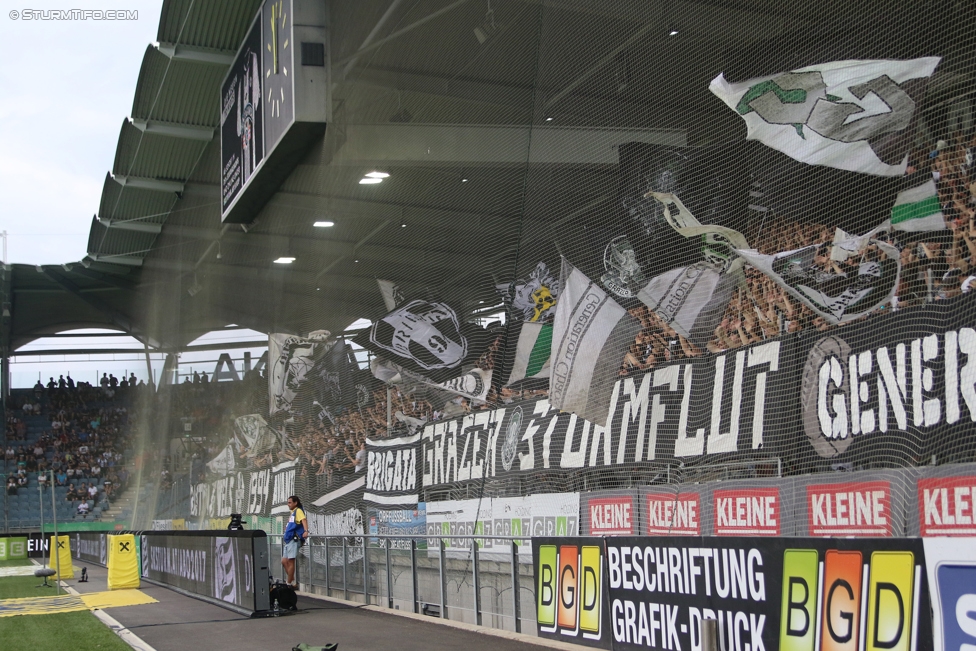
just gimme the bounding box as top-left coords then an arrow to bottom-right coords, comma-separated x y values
85,254 -> 145,267
111,174 -> 185,194
154,42 -> 236,66
99,219 -> 163,235
128,118 -> 215,142
40,268 -> 155,348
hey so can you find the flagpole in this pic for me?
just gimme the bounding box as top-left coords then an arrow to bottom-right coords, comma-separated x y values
50,469 -> 60,596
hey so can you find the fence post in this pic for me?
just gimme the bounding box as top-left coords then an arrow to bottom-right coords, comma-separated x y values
439,538 -> 447,619
386,539 -> 393,609
324,537 -> 330,595
411,538 -> 419,614
472,541 -> 482,626
701,617 -> 718,651
342,537 -> 348,601
511,540 -> 521,633
362,535 -> 369,605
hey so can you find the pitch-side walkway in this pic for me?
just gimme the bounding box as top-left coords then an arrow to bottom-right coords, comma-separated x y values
60,563 -> 575,651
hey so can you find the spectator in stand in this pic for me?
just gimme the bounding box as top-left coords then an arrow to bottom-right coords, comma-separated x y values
77,500 -> 90,516
6,477 -> 17,495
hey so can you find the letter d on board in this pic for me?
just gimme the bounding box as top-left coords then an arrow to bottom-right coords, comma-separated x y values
538,545 -> 556,627
580,546 -> 601,634
867,552 -> 914,651
780,549 -> 819,651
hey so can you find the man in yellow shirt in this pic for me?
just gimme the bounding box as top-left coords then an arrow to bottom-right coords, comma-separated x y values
282,495 -> 309,587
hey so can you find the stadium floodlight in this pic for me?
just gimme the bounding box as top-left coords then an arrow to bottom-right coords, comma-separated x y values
273,257 -> 296,264
313,220 -> 335,227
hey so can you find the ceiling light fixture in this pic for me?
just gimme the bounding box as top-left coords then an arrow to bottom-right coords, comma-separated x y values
365,171 -> 390,179
668,28 -> 679,36
354,259 -> 360,263
273,257 -> 296,264
359,177 -> 383,185
545,116 -> 554,122
313,220 -> 335,227
401,223 -> 407,228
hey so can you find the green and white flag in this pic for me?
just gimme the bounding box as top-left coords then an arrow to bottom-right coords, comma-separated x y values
506,322 -> 552,385
890,179 -> 945,232
710,57 -> 940,176
832,179 -> 945,261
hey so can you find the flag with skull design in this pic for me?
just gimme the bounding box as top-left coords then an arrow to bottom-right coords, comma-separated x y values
353,299 -> 493,383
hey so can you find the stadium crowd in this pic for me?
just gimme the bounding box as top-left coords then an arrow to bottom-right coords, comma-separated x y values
4,377 -> 142,517
181,136 -> 976,486
620,134 -> 976,373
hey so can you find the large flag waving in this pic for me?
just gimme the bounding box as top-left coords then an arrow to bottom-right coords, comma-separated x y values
268,331 -> 332,415
710,57 -> 940,176
637,263 -> 741,347
550,260 -> 641,426
353,299 -> 491,383
735,237 -> 901,324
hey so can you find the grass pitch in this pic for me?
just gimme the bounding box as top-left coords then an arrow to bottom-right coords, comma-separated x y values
0,562 -> 133,651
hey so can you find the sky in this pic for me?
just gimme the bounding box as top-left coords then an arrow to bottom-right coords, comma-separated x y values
0,1 -> 165,265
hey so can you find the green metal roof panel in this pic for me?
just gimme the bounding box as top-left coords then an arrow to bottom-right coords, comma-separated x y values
124,133 -> 209,180
150,61 -> 226,126
157,0 -> 262,51
130,45 -> 171,121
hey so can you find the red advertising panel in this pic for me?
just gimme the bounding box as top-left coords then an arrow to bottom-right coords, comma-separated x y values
587,496 -> 634,535
807,480 -> 892,536
713,487 -> 780,536
918,476 -> 976,536
645,492 -> 700,535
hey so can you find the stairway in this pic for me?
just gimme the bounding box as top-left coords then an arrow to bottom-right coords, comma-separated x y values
101,476 -> 140,525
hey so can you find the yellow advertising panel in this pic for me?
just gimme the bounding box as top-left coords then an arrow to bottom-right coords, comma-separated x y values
107,534 -> 140,590
48,535 -> 74,579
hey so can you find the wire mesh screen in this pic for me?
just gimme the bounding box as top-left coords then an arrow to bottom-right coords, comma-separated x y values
139,0 -> 976,580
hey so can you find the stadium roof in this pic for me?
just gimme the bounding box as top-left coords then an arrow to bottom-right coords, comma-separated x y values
5,0 -> 967,354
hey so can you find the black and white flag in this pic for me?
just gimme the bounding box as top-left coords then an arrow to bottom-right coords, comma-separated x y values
353,300 -> 491,383
365,433 -> 420,507
735,239 -> 901,324
268,331 -> 333,415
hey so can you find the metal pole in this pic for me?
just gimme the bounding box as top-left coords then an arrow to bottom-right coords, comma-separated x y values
511,541 -> 521,633
472,541 -> 481,626
438,538 -> 447,619
38,482 -> 45,565
324,537 -> 331,596
410,538 -> 419,614
342,537 -> 348,600
385,539 -> 393,609
51,470 -> 60,596
362,534 -> 369,605
386,387 -> 392,436
701,617 -> 719,651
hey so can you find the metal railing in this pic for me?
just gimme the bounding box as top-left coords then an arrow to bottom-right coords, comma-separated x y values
268,533 -> 538,635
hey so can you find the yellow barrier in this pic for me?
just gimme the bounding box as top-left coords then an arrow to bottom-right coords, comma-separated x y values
107,534 -> 140,590
48,535 -> 74,579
